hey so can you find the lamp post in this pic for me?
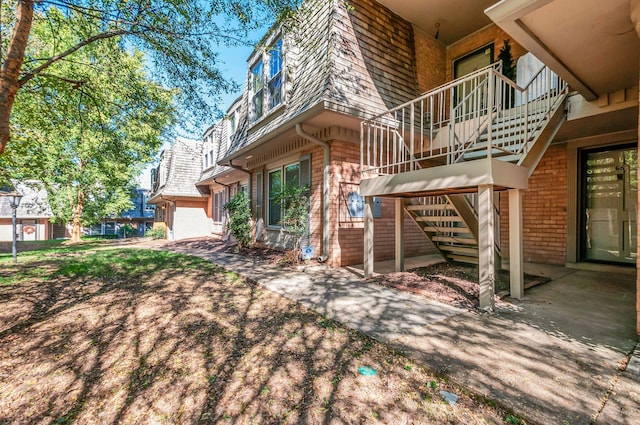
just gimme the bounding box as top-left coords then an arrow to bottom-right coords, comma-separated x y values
9,193 -> 23,263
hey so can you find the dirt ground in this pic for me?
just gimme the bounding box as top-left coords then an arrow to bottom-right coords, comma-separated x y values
0,244 -> 517,424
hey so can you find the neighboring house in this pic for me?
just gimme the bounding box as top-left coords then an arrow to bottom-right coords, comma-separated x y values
0,180 -> 55,241
84,188 -> 155,237
148,139 -> 210,240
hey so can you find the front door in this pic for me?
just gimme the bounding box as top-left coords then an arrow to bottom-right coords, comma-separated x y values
582,145 -> 638,264
453,44 -> 494,118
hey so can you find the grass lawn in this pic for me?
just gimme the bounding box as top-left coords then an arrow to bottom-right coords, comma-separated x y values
0,243 -> 520,424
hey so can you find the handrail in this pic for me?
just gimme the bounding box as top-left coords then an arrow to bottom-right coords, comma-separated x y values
361,62 -> 567,176
364,62 -> 501,124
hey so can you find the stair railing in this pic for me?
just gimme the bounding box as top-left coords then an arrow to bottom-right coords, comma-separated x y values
361,63 -> 567,176
480,64 -> 568,159
361,62 -> 501,176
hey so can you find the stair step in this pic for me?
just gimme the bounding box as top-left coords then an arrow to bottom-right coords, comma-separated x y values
406,203 -> 453,211
432,235 -> 477,244
493,112 -> 546,128
461,148 -> 522,161
422,225 -> 472,233
438,245 -> 478,255
414,215 -> 464,222
447,254 -> 479,264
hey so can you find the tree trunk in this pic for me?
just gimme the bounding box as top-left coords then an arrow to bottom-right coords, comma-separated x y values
70,190 -> 85,243
0,0 -> 35,155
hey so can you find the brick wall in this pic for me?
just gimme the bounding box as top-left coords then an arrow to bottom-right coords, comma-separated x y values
413,26 -> 446,93
500,144 -> 568,264
329,140 -> 437,266
446,24 -> 527,81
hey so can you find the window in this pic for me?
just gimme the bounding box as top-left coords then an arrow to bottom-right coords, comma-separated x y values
268,38 -> 283,110
250,37 -> 284,122
229,112 -> 236,134
251,60 -> 264,120
266,156 -> 311,228
104,222 -> 116,235
212,190 -> 225,224
267,169 -> 282,226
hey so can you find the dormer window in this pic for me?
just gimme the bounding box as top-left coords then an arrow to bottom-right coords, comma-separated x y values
251,60 -> 265,120
250,36 -> 284,123
268,38 -> 283,110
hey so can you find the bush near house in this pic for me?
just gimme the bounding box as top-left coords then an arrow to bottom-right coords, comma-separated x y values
224,191 -> 252,249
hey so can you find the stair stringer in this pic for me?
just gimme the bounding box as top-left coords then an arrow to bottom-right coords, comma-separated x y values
518,96 -> 568,176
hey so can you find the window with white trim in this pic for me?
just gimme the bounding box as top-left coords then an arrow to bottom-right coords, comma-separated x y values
265,156 -> 310,227
268,38 -> 283,110
212,190 -> 226,224
250,37 -> 284,122
251,60 -> 265,121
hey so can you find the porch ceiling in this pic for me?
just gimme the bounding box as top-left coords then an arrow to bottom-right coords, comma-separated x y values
376,0 -> 497,45
486,0 -> 639,100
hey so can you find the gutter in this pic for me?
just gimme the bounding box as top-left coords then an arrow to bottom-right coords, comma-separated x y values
295,124 -> 330,263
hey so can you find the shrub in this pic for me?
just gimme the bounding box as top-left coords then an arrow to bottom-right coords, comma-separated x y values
275,184 -> 309,263
224,191 -> 252,249
146,226 -> 166,240
119,224 -> 136,238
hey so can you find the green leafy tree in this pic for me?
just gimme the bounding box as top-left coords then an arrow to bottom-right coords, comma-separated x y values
224,190 -> 252,249
275,183 -> 309,262
0,0 -> 299,155
2,10 -> 176,242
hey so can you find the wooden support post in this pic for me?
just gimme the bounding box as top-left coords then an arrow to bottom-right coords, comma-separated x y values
364,196 -> 374,278
478,185 -> 495,310
509,189 -> 524,299
395,198 -> 404,272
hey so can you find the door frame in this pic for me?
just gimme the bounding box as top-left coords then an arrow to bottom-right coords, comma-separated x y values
566,130 -> 637,264
576,140 -> 637,264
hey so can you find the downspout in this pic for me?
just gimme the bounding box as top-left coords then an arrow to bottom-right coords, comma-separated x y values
295,124 -> 330,263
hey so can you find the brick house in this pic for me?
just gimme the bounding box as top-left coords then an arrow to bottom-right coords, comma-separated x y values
166,0 -> 638,334
148,139 -> 210,240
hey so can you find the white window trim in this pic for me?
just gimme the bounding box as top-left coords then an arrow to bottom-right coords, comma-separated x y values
249,34 -> 285,124
266,161 -> 302,229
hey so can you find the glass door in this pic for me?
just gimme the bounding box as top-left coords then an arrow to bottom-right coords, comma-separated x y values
582,145 -> 638,264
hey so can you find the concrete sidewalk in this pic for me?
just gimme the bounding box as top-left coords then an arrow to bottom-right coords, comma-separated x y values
163,245 -> 638,425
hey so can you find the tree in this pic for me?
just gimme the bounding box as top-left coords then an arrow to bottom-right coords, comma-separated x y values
2,9 -> 176,242
0,0 -> 298,155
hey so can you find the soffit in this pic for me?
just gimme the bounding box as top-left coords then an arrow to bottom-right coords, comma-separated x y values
376,0 -> 497,45
486,0 -> 639,99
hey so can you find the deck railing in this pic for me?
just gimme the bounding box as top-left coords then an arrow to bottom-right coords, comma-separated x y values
360,62 -> 567,176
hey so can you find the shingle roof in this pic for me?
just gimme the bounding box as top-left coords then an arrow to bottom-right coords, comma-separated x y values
221,0 -> 420,162
0,180 -> 53,218
149,139 -> 205,201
